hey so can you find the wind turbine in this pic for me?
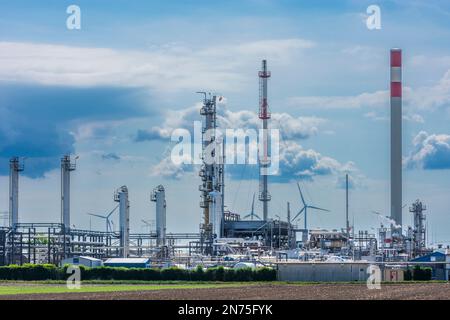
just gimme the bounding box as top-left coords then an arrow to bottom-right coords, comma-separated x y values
141,219 -> 154,234
87,204 -> 119,233
243,193 -> 261,220
292,182 -> 330,230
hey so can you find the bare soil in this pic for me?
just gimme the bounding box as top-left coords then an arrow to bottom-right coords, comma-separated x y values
1,283 -> 449,300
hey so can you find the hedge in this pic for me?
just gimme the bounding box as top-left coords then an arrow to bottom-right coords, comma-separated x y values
404,266 -> 433,281
0,264 -> 276,282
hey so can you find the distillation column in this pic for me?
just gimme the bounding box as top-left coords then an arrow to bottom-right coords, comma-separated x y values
390,48 -> 403,234
61,155 -> 77,231
9,157 -> 24,229
114,186 -> 130,257
410,200 -> 427,256
199,94 -> 224,251
151,185 -> 166,247
258,60 -> 271,221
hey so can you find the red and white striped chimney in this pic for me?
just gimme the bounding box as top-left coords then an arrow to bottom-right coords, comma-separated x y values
391,49 -> 402,98
390,48 -> 402,231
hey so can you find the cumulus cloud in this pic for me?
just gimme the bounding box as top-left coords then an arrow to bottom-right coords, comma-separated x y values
150,154 -> 195,179
277,141 -> 342,181
135,103 -> 325,142
274,141 -> 364,185
145,101 -> 362,184
405,131 -> 450,170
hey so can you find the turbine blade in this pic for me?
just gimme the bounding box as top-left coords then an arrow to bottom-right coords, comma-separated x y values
107,220 -> 113,232
251,193 -> 255,214
296,182 -> 306,206
292,207 -> 306,222
87,213 -> 106,219
308,206 -> 330,212
107,204 -> 119,218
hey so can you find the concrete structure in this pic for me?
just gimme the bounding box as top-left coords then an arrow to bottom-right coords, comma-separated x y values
104,258 -> 151,268
277,262 -> 371,282
390,48 -> 403,232
258,60 -> 271,221
151,185 -> 166,247
384,268 -> 404,282
61,155 -> 77,231
114,186 -> 130,258
9,157 -> 24,229
61,256 -> 103,268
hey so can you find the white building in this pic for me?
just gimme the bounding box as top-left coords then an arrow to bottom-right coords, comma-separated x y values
61,256 -> 103,268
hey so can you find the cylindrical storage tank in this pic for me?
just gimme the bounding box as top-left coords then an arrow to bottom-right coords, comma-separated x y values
151,185 -> 166,247
115,186 -> 130,258
208,190 -> 223,240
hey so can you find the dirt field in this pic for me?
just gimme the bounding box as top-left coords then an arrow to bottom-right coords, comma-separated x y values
0,283 -> 449,300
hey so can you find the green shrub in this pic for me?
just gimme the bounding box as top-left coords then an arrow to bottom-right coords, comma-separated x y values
161,267 -> 187,281
254,267 -> 277,281
191,265 -> 205,281
412,266 -> 432,281
0,264 -> 276,282
404,268 -> 412,281
214,266 -> 225,281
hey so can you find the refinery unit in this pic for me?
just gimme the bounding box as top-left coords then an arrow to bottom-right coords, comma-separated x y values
0,50 -> 442,273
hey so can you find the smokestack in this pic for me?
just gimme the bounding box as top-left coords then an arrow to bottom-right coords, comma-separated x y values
9,157 -> 24,229
390,48 -> 402,231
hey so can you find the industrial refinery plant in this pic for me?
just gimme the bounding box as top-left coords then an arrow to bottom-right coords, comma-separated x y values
0,51 -> 444,281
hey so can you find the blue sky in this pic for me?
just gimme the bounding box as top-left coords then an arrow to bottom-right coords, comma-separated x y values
0,0 -> 449,243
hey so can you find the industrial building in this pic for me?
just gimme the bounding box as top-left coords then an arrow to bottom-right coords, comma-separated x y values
0,51 -> 442,277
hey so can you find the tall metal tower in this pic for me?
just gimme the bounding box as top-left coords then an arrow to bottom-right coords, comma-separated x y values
390,48 -> 403,233
151,185 -> 166,247
258,60 -> 271,221
410,200 -> 426,256
61,155 -> 77,231
198,93 -> 224,252
114,186 -> 130,258
345,174 -> 350,238
9,157 -> 24,229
